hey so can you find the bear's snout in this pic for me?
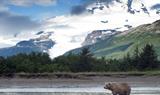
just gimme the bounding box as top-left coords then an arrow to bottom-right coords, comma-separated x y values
104,86 -> 108,89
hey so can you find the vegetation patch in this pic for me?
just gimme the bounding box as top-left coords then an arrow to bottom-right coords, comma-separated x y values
0,44 -> 160,75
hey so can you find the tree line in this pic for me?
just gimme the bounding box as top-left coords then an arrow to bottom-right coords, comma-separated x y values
0,44 -> 159,73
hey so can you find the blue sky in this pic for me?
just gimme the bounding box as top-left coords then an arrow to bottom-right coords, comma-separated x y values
0,0 -> 92,36
0,0 -> 116,36
3,0 -> 160,37
8,0 -> 83,20
0,0 -> 160,52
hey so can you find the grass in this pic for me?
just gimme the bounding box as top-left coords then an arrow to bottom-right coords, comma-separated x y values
68,29 -> 160,60
92,31 -> 160,59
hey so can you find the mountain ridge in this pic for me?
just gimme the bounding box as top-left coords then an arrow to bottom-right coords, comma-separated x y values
65,19 -> 160,59
0,32 -> 55,57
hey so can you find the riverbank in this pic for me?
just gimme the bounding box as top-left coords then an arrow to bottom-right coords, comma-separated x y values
0,74 -> 160,88
0,73 -> 160,94
1,71 -> 160,79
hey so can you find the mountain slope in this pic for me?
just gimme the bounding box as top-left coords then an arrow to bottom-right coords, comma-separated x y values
0,32 -> 55,57
0,0 -> 159,58
42,0 -> 160,58
66,19 -> 160,59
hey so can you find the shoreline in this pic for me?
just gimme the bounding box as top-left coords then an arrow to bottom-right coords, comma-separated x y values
0,71 -> 160,79
0,74 -> 159,94
0,74 -> 159,88
0,72 -> 159,88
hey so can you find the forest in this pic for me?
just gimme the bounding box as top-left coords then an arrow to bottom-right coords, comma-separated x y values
0,44 -> 159,74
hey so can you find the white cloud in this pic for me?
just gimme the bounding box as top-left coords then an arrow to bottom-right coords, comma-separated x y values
0,5 -> 8,11
0,0 -> 160,58
44,0 -> 160,58
0,0 -> 56,48
9,0 -> 57,6
0,0 -> 56,9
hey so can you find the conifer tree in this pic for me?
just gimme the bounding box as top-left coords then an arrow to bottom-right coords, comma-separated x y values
138,44 -> 159,70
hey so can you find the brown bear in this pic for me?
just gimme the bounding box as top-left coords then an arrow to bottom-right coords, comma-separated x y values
104,82 -> 131,95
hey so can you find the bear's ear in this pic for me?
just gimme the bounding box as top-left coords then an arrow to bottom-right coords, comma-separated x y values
108,83 -> 111,86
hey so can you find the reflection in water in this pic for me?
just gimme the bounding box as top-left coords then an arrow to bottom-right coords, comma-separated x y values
0,75 -> 160,95
0,87 -> 160,95
0,92 -> 159,95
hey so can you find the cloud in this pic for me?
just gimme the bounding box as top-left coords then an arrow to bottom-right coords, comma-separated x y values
0,5 -> 8,11
0,0 -> 56,7
81,0 -> 114,6
0,11 -> 41,36
151,4 -> 160,10
52,24 -> 73,29
9,0 -> 56,6
71,5 -> 86,15
70,0 -> 114,15
0,0 -> 9,11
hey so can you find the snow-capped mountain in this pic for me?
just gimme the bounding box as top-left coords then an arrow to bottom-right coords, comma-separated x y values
82,29 -> 119,46
42,0 -> 160,58
81,0 -> 160,46
0,32 -> 55,57
0,0 -> 159,58
66,19 -> 160,59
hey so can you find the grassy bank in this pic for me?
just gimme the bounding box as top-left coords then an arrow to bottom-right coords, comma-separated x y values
0,71 -> 160,79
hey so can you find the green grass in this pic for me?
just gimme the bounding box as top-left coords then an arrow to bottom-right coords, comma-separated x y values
66,25 -> 160,59
92,31 -> 160,59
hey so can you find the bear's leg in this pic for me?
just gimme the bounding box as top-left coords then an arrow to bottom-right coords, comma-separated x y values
118,93 -> 127,95
112,92 -> 118,95
118,91 -> 127,95
126,92 -> 130,95
124,90 -> 130,95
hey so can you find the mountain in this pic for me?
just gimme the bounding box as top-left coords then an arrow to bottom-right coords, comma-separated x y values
0,32 -> 55,57
1,0 -> 159,58
83,0 -> 159,46
65,19 -> 160,59
82,29 -> 120,46
42,0 -> 160,58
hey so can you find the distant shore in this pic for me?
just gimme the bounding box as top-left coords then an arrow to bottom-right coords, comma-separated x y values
0,73 -> 160,88
0,71 -> 160,79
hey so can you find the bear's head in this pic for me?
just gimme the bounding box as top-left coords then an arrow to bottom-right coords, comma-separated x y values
104,83 -> 113,90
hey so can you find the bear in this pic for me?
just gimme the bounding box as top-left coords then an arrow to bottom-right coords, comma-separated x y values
104,82 -> 131,95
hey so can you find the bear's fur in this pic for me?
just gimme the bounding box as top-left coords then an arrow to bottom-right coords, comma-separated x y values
104,83 -> 131,95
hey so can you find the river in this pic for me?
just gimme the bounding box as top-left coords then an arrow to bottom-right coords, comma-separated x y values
0,76 -> 159,95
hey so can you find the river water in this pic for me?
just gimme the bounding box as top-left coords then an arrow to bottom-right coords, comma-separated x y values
0,86 -> 159,95
0,76 -> 159,95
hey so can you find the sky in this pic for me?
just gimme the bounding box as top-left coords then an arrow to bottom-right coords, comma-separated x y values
0,0 -> 96,20
0,0 -> 88,36
8,0 -> 83,20
0,0 -> 105,37
1,0 -> 159,38
0,0 -> 160,57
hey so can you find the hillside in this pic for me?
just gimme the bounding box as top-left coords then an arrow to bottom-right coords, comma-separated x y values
0,32 -> 55,57
66,20 -> 160,59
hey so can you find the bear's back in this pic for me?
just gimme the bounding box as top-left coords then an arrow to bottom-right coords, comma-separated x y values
111,83 -> 131,94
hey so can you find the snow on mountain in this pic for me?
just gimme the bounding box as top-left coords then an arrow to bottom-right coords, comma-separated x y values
0,0 -> 159,58
41,0 -> 160,58
82,29 -> 119,46
0,32 -> 55,57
